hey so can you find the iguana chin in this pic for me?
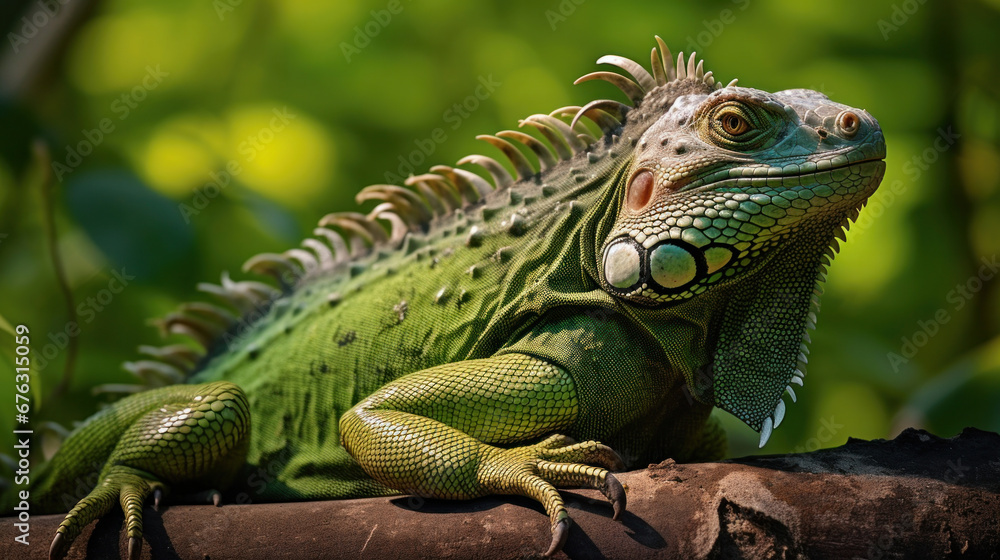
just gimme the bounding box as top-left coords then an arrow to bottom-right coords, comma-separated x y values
2,36 -> 885,558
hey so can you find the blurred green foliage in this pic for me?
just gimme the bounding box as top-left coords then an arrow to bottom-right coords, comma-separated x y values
1,0 -> 999,460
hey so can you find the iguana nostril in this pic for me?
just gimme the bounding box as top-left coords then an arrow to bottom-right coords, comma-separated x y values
627,170 -> 655,211
837,110 -> 860,138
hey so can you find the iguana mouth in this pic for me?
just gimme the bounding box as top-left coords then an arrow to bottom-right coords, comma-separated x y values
680,157 -> 885,193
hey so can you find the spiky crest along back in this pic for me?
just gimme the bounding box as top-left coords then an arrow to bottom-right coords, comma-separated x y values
98,37 -> 725,397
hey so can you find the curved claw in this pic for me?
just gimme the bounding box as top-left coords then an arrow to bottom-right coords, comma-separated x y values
128,536 -> 141,560
153,488 -> 163,511
49,532 -> 66,560
602,473 -> 627,521
545,516 -> 571,557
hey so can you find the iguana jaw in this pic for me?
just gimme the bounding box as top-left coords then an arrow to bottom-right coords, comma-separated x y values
681,158 -> 885,446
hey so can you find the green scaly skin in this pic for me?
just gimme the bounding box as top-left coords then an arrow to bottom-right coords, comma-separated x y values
0,37 -> 886,558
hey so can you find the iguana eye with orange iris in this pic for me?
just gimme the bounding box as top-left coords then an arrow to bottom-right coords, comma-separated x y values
627,170 -> 654,211
837,110 -> 860,137
720,113 -> 750,135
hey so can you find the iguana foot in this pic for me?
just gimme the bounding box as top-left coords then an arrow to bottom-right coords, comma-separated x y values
49,466 -> 159,560
479,434 -> 627,557
47,381 -> 249,560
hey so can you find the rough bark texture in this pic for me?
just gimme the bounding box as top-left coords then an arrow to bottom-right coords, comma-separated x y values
4,428 -> 999,559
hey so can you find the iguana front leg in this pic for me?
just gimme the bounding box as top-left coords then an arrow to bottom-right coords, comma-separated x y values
44,381 -> 249,560
340,353 -> 626,556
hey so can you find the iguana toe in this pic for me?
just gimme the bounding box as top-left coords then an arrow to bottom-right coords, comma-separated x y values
537,440 -> 625,472
534,434 -> 577,449
544,515 -> 570,557
602,473 -> 626,521
128,536 -> 142,560
49,531 -> 66,560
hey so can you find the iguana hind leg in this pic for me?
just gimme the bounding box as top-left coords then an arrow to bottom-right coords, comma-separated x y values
340,353 -> 626,557
46,381 -> 249,560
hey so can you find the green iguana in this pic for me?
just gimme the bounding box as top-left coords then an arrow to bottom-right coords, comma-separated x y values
3,36 -> 886,558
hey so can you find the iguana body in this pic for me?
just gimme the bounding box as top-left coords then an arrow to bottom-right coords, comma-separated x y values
3,37 -> 886,558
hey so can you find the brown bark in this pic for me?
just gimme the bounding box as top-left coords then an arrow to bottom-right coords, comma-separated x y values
3,428 -> 999,560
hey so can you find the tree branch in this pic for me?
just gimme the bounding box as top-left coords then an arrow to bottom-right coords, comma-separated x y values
4,428 -> 998,559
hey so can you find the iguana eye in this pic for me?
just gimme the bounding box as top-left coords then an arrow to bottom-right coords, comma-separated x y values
720,113 -> 750,135
837,110 -> 860,137
700,100 -> 781,151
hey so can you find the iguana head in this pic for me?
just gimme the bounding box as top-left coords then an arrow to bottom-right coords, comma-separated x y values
586,41 -> 886,446
600,87 -> 885,304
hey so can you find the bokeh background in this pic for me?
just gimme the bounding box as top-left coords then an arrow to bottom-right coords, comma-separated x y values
0,0 -> 998,462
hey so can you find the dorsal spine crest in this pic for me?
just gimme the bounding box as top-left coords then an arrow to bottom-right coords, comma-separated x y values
120,37 -> 729,393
